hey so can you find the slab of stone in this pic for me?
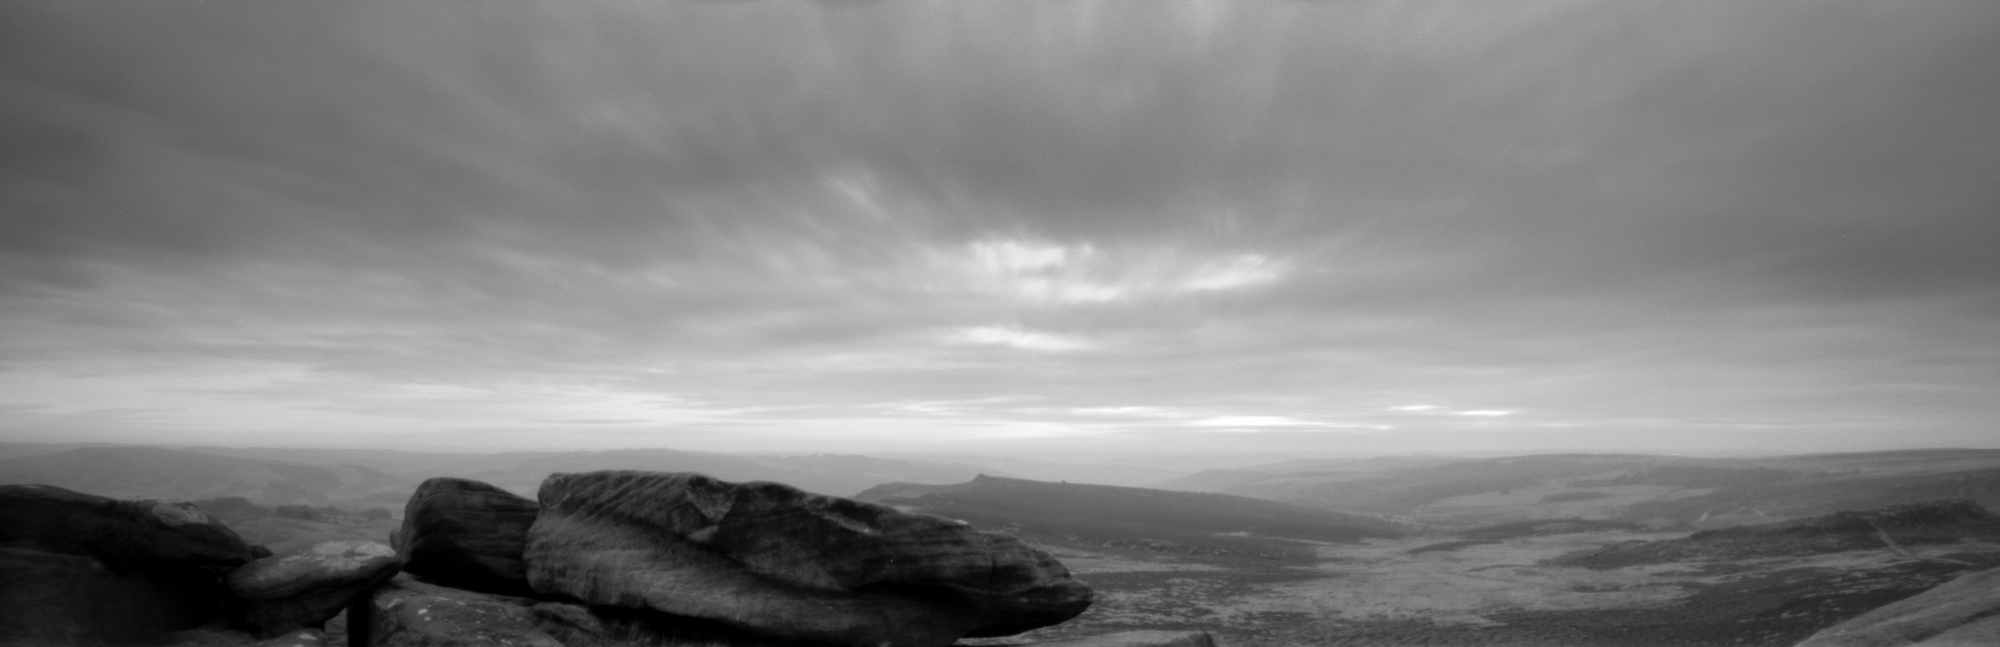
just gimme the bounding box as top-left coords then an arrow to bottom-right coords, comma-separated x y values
525,470 -> 1092,647
229,540 -> 402,637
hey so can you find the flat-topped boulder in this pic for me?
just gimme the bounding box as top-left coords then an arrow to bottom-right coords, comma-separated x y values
228,540 -> 402,637
395,477 -> 538,595
525,470 -> 1093,647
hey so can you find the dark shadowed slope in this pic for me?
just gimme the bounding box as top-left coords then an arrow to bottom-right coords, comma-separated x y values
857,474 -> 1407,561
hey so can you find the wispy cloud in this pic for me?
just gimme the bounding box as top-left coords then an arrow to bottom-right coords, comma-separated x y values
1067,406 -> 1189,419
1180,254 -> 1288,292
942,326 -> 1095,353
927,237 -> 1295,305
1,1 -> 1995,454
1184,415 -> 1391,432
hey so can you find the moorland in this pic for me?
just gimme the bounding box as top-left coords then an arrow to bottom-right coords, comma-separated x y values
7,443 -> 2000,646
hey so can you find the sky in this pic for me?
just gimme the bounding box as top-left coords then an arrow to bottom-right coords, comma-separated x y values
1,0 -> 1996,457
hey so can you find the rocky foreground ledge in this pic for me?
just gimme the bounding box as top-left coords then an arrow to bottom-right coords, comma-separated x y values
0,471 -> 1206,647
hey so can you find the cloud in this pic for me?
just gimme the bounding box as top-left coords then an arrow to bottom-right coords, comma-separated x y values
1068,406 -> 1188,419
928,237 -> 1295,305
942,326 -> 1095,353
0,1 -> 1996,454
1180,254 -> 1287,292
1184,415 -> 1390,432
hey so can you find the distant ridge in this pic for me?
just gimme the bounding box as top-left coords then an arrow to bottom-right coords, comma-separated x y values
857,473 -> 1407,552
0,443 -> 1000,507
0,445 -> 390,505
1158,451 -> 2000,528
1550,499 -> 2000,569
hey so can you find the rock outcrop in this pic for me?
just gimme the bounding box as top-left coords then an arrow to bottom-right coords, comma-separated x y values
1035,631 -> 1220,647
396,477 -> 538,595
0,484 -> 260,643
1795,566 -> 2000,647
369,575 -> 568,647
228,540 -> 402,637
257,628 -> 331,647
0,483 -> 260,571
525,470 -> 1093,647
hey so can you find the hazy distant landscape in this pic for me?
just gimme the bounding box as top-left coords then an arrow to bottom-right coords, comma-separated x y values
6,0 -> 2000,645
9,441 -> 2000,645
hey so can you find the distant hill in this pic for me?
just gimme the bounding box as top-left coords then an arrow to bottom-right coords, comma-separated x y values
1549,499 -> 2000,569
857,474 -> 1406,562
189,496 -> 399,554
0,445 -> 402,506
436,449 -> 991,499
1154,455 -> 1463,493
1159,451 -> 2000,529
0,444 -> 997,509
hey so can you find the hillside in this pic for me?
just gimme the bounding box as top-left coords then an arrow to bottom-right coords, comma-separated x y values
1161,451 -> 2000,529
188,496 -> 400,555
857,474 -> 1406,564
1549,499 -> 2000,569
0,446 -> 403,506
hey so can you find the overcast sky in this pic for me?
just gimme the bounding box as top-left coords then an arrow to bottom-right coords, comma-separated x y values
2,0 -> 1995,457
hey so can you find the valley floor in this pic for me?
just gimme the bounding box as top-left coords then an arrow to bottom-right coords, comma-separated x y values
978,533 -> 2000,647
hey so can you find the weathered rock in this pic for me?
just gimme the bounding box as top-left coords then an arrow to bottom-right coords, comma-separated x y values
396,477 -> 538,595
0,546 -> 202,644
0,484 -> 259,643
257,628 -> 331,647
228,540 -> 402,637
1795,566 -> 2000,647
525,471 -> 1093,647
1033,631 -> 1220,647
532,601 -> 856,647
368,575 -> 567,647
0,483 -> 259,572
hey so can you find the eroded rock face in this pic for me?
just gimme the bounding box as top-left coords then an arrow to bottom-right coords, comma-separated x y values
396,477 -> 538,595
0,546 -> 202,643
0,484 -> 258,572
228,540 -> 402,637
1796,566 -> 2000,647
1034,631 -> 1221,647
525,470 -> 1093,647
256,628 -> 330,647
369,575 -> 567,647
0,484 -> 259,643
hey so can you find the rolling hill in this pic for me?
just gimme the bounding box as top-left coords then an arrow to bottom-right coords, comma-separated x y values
1549,499 -> 2000,569
0,445 -> 400,506
857,474 -> 1408,563
1159,451 -> 2000,529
